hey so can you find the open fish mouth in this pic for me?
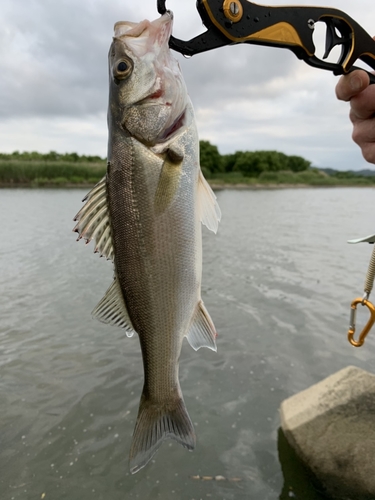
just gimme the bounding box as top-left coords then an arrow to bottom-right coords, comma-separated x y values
114,12 -> 173,49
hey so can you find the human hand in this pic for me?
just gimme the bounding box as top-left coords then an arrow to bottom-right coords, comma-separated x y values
336,69 -> 375,164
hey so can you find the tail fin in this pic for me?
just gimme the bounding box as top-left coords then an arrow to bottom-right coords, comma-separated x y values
129,393 -> 196,474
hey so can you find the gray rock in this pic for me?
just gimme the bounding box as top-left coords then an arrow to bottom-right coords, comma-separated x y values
280,366 -> 375,500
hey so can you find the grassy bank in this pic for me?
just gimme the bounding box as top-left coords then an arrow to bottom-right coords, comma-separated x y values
1,160 -> 375,188
0,160 -> 106,186
205,169 -> 375,187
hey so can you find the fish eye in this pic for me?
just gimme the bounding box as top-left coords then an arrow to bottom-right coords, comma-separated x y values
113,57 -> 133,81
117,62 -> 128,72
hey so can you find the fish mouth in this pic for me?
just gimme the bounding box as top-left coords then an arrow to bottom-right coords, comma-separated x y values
147,88 -> 164,100
114,12 -> 173,45
137,87 -> 166,104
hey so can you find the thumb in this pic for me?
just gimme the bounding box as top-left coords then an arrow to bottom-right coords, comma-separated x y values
335,70 -> 370,102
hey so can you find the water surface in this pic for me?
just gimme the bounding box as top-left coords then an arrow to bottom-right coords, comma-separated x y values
1,187 -> 375,500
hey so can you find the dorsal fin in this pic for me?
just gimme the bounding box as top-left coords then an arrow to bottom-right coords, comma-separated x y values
198,171 -> 221,234
73,175 -> 114,261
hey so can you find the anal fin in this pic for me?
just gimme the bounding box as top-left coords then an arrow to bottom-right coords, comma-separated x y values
186,300 -> 217,352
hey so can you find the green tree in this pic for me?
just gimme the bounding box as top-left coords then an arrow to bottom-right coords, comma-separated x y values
64,152 -> 80,162
45,151 -> 60,161
222,151 -> 244,173
287,155 -> 311,172
228,150 -> 311,177
233,151 -> 264,176
199,140 -> 224,174
232,151 -> 283,177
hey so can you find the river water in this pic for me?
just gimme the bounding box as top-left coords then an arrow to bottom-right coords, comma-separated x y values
1,187 -> 375,500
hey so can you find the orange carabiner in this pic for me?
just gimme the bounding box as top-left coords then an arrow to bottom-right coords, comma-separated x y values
348,298 -> 375,347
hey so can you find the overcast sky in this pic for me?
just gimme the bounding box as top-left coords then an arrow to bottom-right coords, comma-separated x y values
1,0 -> 375,170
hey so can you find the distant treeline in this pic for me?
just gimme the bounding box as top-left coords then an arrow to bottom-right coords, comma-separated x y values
0,150 -> 105,163
0,145 -> 374,186
0,145 -> 312,174
199,140 -> 311,177
199,140 -> 375,185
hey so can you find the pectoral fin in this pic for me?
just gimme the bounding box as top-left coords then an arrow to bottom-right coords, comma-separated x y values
186,300 -> 217,352
198,171 -> 221,234
154,149 -> 183,213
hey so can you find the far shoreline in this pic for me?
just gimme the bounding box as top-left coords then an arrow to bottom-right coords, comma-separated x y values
1,182 -> 374,190
209,183 -> 375,190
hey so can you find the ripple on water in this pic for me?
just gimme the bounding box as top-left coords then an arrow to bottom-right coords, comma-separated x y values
1,187 -> 375,499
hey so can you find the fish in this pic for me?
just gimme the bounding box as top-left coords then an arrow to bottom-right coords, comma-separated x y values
73,12 -> 221,474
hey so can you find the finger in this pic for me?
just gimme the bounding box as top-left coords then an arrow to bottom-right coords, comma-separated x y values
349,85 -> 375,121
352,117 -> 375,145
358,141 -> 375,165
335,70 -> 370,102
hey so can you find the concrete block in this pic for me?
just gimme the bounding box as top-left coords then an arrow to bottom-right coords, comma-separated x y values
280,366 -> 375,500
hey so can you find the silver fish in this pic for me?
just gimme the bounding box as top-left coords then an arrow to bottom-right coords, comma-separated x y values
73,12 -> 221,474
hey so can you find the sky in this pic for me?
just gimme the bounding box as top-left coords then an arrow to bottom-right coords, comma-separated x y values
1,0 -> 375,171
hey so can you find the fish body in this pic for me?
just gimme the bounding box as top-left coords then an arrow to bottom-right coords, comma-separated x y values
73,13 -> 220,473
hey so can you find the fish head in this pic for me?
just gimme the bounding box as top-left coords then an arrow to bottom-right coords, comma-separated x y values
108,13 -> 189,146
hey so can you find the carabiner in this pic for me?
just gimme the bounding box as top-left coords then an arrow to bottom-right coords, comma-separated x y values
348,297 -> 375,347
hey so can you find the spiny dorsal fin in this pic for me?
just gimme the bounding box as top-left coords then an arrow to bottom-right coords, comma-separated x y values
198,170 -> 221,234
92,278 -> 136,338
73,175 -> 114,261
186,300 -> 217,352
154,149 -> 183,214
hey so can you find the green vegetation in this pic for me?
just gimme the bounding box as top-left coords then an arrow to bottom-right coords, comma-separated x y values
0,151 -> 106,186
200,141 -> 312,178
0,145 -> 374,187
206,169 -> 375,186
0,150 -> 104,163
200,140 -> 375,187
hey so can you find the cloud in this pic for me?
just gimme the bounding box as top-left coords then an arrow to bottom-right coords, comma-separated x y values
0,114 -> 108,156
0,0 -> 374,170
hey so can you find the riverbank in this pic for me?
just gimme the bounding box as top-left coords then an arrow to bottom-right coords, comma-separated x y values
1,181 -> 374,190
209,182 -> 375,190
1,159 -> 374,189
